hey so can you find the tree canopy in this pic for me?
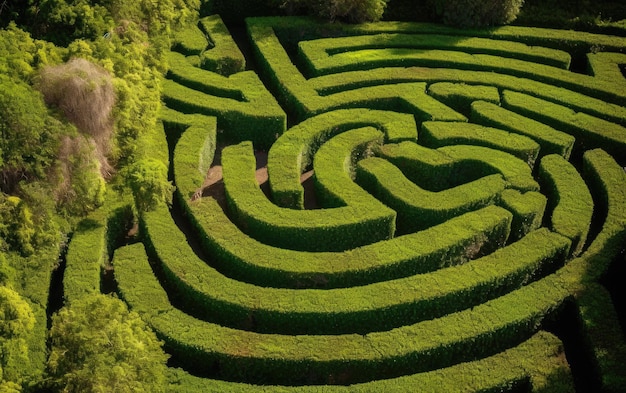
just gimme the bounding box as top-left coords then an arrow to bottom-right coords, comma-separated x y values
46,294 -> 169,393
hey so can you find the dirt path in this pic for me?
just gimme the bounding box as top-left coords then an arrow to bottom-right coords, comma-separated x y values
199,147 -> 318,209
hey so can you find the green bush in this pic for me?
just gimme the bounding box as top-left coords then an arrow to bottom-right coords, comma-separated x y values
0,76 -> 65,193
0,286 -> 35,385
436,0 -> 525,27
46,294 -> 169,393
125,159 -> 175,213
316,0 -> 389,23
0,194 -> 58,257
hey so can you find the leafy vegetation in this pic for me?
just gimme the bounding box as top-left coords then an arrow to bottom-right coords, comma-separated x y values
0,0 -> 625,391
434,0 -> 525,27
0,286 -> 35,387
45,294 -> 169,393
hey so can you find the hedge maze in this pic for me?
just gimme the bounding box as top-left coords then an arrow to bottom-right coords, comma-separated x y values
65,14 -> 626,392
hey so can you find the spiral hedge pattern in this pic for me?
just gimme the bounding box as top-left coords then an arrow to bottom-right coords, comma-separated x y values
66,14 -> 626,392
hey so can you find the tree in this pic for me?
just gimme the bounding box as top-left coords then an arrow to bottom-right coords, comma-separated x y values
435,0 -> 525,27
0,254 -> 14,286
0,76 -> 64,193
46,294 -> 169,393
0,286 -> 35,387
0,22 -> 64,82
124,159 -> 175,212
280,0 -> 388,22
26,0 -> 114,46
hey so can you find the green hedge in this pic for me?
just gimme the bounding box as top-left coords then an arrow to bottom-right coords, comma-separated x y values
63,192 -> 132,304
197,15 -> 246,75
140,195 -> 572,335
497,189 -> 547,242
254,16 -> 626,59
356,156 -> 506,234
114,237 -> 573,385
247,17 -> 626,122
163,51 -> 285,150
537,154 -> 594,257
575,149 -> 626,392
578,149 -> 626,280
163,330 -> 573,391
301,46 -> 625,105
267,108 -> 417,209
470,100 -> 575,159
223,133 -> 395,252
587,52 -> 626,84
551,149 -> 626,392
310,66 -> 626,126
163,109 -> 217,200
373,141 -> 457,191
166,52 -> 245,101
248,21 -> 466,121
437,144 -> 539,192
172,22 -> 208,56
426,82 -> 500,116
184,197 -> 515,289
377,142 -> 539,192
502,90 -> 626,165
420,121 -> 540,166
170,14 -> 246,76
298,33 -> 572,75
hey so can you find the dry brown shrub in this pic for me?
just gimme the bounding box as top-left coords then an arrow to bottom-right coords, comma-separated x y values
53,135 -> 106,216
37,58 -> 115,176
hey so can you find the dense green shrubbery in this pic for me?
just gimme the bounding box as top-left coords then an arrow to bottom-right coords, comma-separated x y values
279,0 -> 388,22
435,0 -> 525,27
46,294 -> 169,392
0,285 -> 35,388
0,76 -> 64,193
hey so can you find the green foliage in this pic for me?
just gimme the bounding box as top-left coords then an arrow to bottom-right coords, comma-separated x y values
29,0 -> 113,46
435,0 -> 525,27
46,294 -> 169,393
197,15 -> 246,75
107,0 -> 200,36
0,255 -> 14,287
538,154 -> 594,257
0,194 -> 58,257
124,159 -> 175,212
0,76 -> 65,193
115,236 -> 572,385
163,50 -> 286,150
317,0 -> 389,23
0,286 -> 34,339
470,100 -> 575,160
0,286 -> 35,386
0,23 -> 64,82
0,381 -> 21,393
64,27 -> 165,169
167,111 -> 217,200
281,0 -> 388,22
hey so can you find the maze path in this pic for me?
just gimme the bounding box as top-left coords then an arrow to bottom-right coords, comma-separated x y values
99,15 -> 626,391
